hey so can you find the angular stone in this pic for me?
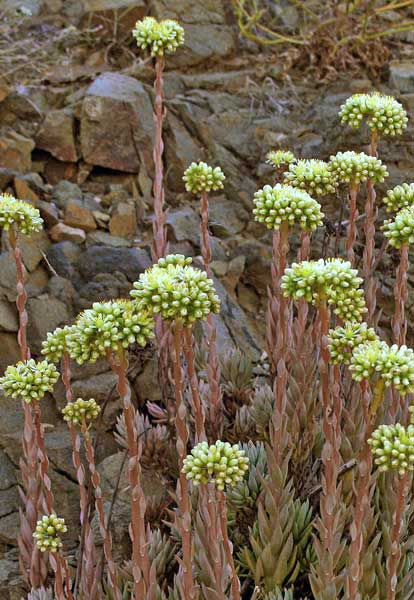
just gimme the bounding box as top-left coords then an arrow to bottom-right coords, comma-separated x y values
82,0 -> 146,38
0,252 -> 19,293
35,109 -> 78,162
0,300 -> 18,332
18,229 -> 51,272
390,61 -> 414,93
0,132 -> 34,173
13,176 -> 39,203
36,199 -> 60,227
0,334 -> 20,375
71,371 -> 121,427
64,203 -> 97,232
165,112 -> 203,191
81,73 -> 154,173
86,230 -> 132,248
46,241 -> 82,280
50,223 -> 86,244
52,180 -> 83,209
27,295 -> 70,352
109,202 -> 137,238
166,206 -> 200,245
76,245 -> 151,281
209,197 -> 248,236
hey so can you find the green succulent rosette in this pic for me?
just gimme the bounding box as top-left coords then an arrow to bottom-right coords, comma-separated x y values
133,16 -> 184,56
0,193 -> 43,235
369,423 -> 414,475
283,159 -> 338,197
328,322 -> 378,365
383,207 -> 414,248
384,183 -> 414,213
253,183 -> 324,231
329,151 -> 388,186
33,514 -> 67,553
266,150 -> 297,169
0,359 -> 59,404
339,92 -> 408,136
183,162 -> 225,194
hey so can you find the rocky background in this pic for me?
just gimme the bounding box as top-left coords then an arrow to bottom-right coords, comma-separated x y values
0,0 -> 413,595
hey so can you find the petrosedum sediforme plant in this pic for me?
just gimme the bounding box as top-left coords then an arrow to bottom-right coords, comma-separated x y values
41,325 -> 76,363
266,150 -> 297,169
339,92 -> 408,136
328,322 -> 378,364
132,16 -> 184,56
384,182 -> 414,212
383,206 -> 414,248
329,151 -> 388,185
369,420 -> 414,475
33,514 -> 67,553
0,193 -> 43,235
183,161 -> 225,193
252,183 -> 324,231
62,398 -> 101,426
182,441 -> 249,490
0,359 -> 59,403
283,159 -> 338,196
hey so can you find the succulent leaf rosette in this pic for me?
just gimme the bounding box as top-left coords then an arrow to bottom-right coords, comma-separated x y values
133,16 -> 184,56
253,184 -> 324,232
339,92 -> 408,136
350,340 -> 414,395
0,193 -> 43,235
0,359 -> 59,403
329,151 -> 388,186
369,423 -> 414,475
183,162 -> 225,194
283,159 -> 338,197
384,182 -> 414,213
68,300 -> 154,365
383,207 -> 414,248
182,440 -> 249,491
328,322 -> 378,365
266,150 -> 297,169
281,258 -> 367,322
41,325 -> 76,363
62,398 -> 101,425
33,514 -> 67,553
131,256 -> 220,327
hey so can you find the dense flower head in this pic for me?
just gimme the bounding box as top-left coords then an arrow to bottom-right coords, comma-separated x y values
67,300 -> 154,365
329,151 -> 388,186
182,440 -> 249,491
133,17 -> 184,56
383,207 -> 414,248
328,322 -> 378,365
62,398 -> 101,425
0,359 -> 59,404
281,258 -> 366,322
156,254 -> 193,268
183,162 -> 225,194
252,184 -> 324,232
339,92 -> 408,136
384,183 -> 414,213
41,325 -> 76,363
350,340 -> 414,394
283,159 -> 338,197
33,514 -> 67,553
0,193 -> 43,235
131,258 -> 220,326
369,423 -> 414,475
266,150 -> 297,169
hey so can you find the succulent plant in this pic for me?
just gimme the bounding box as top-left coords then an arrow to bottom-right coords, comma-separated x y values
27,588 -> 54,600
253,184 -> 324,231
283,159 -> 338,197
227,442 -> 267,512
182,440 -> 249,490
384,182 -> 414,213
0,359 -> 59,403
262,588 -> 294,600
133,17 -> 184,56
328,322 -> 379,365
329,151 -> 388,185
383,207 -> 414,248
0,193 -> 43,235
33,514 -> 67,553
369,422 -> 414,475
183,161 -> 225,193
156,254 -> 193,268
67,300 -> 154,364
339,92 -> 408,136
131,258 -> 220,327
62,398 -> 101,425
41,325 -> 76,363
266,150 -> 297,169
249,385 -> 274,439
281,258 -> 367,322
350,340 -> 414,394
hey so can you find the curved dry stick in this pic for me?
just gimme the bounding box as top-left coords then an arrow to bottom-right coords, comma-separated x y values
218,490 -> 240,600
387,472 -> 409,600
392,244 -> 408,347
183,327 -> 206,443
108,349 -> 150,599
347,183 -> 359,265
81,423 -> 121,600
173,323 -> 196,599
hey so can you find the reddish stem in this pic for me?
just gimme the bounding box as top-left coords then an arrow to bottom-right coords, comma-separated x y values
205,484 -> 224,595
51,552 -> 65,600
32,400 -> 54,514
183,327 -> 206,443
392,244 -> 408,346
363,131 -> 379,323
218,490 -> 240,600
151,54 -> 167,261
387,472 -> 409,600
347,184 -> 359,265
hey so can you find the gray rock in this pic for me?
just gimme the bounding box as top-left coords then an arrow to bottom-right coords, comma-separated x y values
46,275 -> 77,309
46,241 -> 82,280
390,61 -> 414,93
71,371 -> 122,427
35,109 -> 78,162
77,272 -> 132,307
0,300 -> 18,332
209,196 -> 248,236
0,335 -> 20,375
86,230 -> 132,248
18,229 -> 51,272
0,132 -> 34,173
76,245 -> 151,281
27,294 -> 70,352
0,252 -> 18,295
166,205 -> 200,245
52,180 -> 83,209
165,112 -> 203,191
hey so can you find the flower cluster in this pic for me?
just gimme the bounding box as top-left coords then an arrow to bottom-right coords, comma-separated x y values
62,398 -> 101,425
0,359 -> 59,404
339,92 -> 408,136
369,423 -> 414,475
183,162 -> 225,194
252,184 -> 324,232
283,159 -> 338,197
328,322 -> 378,365
0,194 -> 43,236
384,182 -> 414,213
157,254 -> 193,268
383,207 -> 414,248
266,150 -> 296,169
131,258 -> 220,327
182,441 -> 249,491
133,17 -> 184,56
67,300 -> 154,365
328,151 -> 388,186
41,325 -> 75,363
33,514 -> 67,553
281,258 -> 366,322
350,341 -> 414,394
